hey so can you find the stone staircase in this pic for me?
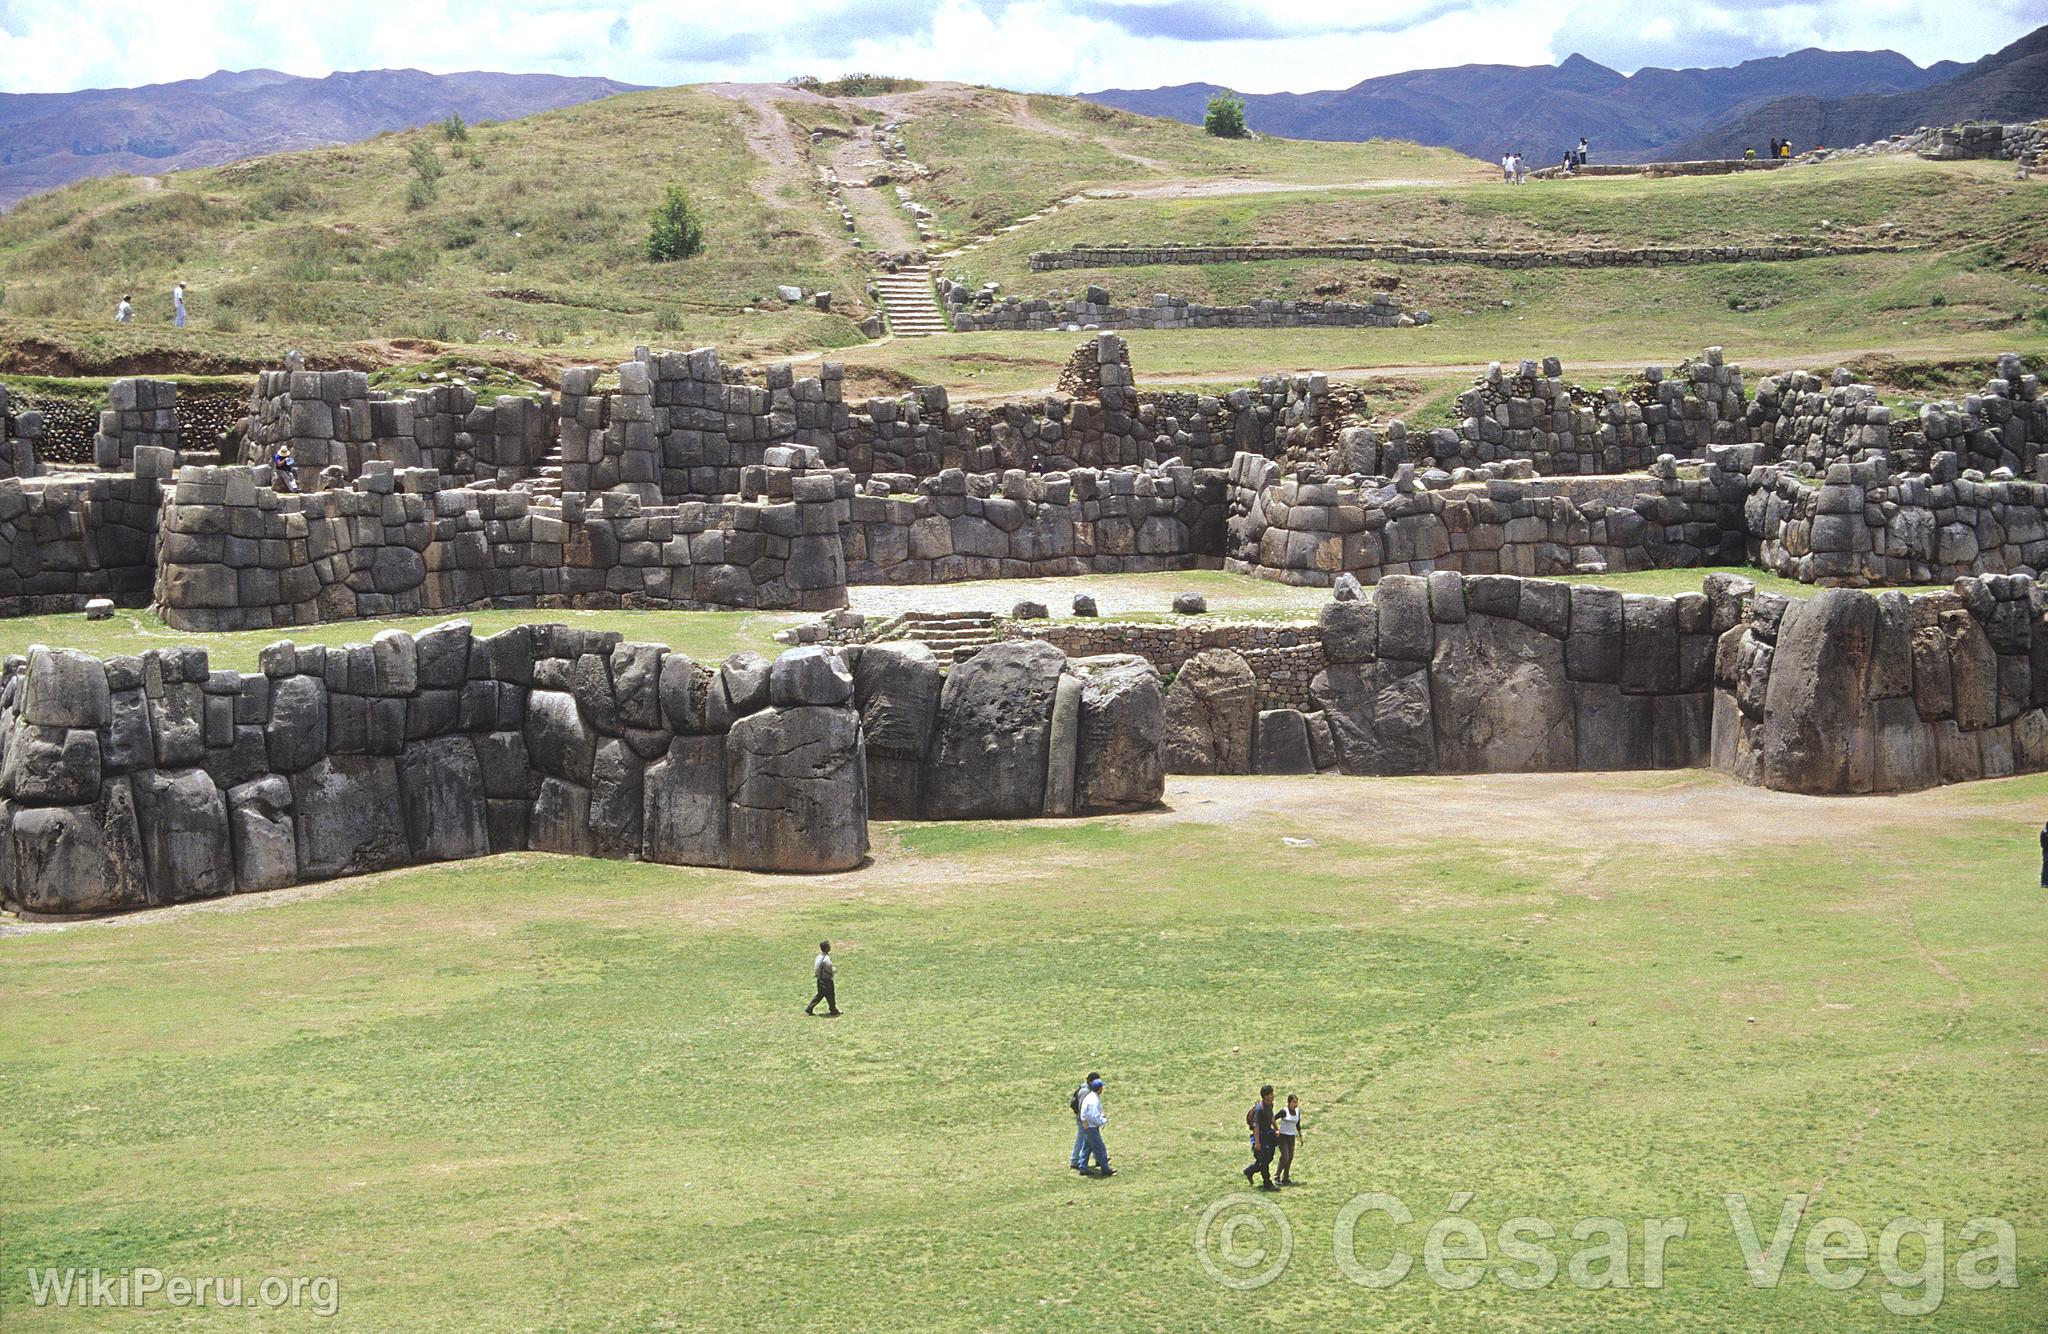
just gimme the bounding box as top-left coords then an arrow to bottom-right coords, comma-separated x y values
520,444 -> 566,500
873,266 -> 949,337
863,609 -> 1004,663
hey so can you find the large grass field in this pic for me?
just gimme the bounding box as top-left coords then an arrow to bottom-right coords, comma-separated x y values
1,765 -> 2042,1328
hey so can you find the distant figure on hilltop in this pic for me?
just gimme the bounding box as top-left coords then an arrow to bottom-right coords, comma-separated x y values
114,294 -> 132,325
1501,150 -> 1514,184
1577,137 -> 1590,166
172,281 -> 187,329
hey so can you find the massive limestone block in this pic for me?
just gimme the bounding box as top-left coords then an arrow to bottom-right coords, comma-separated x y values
133,767 -> 232,903
923,641 -> 1066,820
609,642 -> 665,731
530,776 -> 594,856
1042,673 -> 1083,816
1163,648 -> 1258,775
1068,654 -> 1164,813
1253,709 -> 1316,774
1311,659 -> 1437,776
103,685 -> 156,773
265,674 -> 328,773
589,737 -> 645,859
7,724 -> 101,804
5,778 -> 148,914
292,755 -> 408,880
524,688 -> 596,784
1757,588 -> 1880,794
725,706 -> 867,872
1430,615 -> 1575,773
770,645 -> 854,708
397,735 -> 490,863
23,647 -> 110,729
1574,683 -> 1657,771
720,652 -> 773,718
643,734 -> 728,867
851,642 -> 942,820
658,652 -> 716,734
227,774 -> 298,893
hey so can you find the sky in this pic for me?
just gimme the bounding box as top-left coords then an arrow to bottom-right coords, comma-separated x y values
0,0 -> 2041,96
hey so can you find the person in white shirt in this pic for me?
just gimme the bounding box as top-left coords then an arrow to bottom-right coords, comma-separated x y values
1501,152 -> 1513,184
1069,1071 -> 1099,1172
805,939 -> 840,1016
1078,1076 -> 1114,1176
172,281 -> 187,329
1275,1094 -> 1303,1185
115,295 -> 133,324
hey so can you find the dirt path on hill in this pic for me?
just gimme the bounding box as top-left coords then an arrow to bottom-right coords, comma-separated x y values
826,128 -> 920,254
700,83 -> 818,210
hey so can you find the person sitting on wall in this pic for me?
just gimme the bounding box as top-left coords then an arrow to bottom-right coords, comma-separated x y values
1745,148 -> 1758,161
272,442 -> 299,494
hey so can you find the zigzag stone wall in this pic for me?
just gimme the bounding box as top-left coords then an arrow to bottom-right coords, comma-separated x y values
0,631 -> 1168,916
1713,574 -> 2048,793
946,288 -> 1430,333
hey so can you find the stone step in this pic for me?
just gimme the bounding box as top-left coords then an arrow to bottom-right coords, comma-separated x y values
874,266 -> 948,338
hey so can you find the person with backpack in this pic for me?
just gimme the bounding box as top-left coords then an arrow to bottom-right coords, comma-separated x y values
1078,1076 -> 1113,1176
805,940 -> 840,1016
1069,1071 -> 1101,1172
1274,1094 -> 1303,1185
1243,1084 -> 1277,1189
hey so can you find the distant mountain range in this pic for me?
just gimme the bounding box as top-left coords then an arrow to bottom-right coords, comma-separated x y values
0,68 -> 643,210
1653,26 -> 2048,160
1084,29 -> 2047,163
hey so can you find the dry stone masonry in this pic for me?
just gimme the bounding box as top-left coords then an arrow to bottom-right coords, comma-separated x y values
1028,241 -> 1905,272
0,628 -> 1167,915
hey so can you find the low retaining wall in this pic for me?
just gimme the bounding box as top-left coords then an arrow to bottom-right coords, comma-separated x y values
1027,241 -> 1902,272
1,468 -> 167,616
947,290 -> 1429,333
843,465 -> 1223,585
151,459 -> 850,632
1748,457 -> 2048,586
0,632 -> 1169,915
1713,574 -> 2048,794
1435,351 -> 1749,474
1007,620 -> 1324,711
1223,454 -> 1743,587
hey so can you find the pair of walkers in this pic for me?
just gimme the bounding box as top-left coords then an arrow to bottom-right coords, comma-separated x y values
1068,1074 -> 1114,1176
1242,1085 -> 1303,1189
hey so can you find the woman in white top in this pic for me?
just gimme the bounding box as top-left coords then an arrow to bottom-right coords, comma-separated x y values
1275,1094 -> 1302,1184
115,295 -> 132,324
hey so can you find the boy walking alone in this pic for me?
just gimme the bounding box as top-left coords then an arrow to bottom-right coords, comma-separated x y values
806,940 -> 840,1016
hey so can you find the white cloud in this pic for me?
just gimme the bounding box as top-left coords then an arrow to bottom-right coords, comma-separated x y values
0,0 -> 2038,93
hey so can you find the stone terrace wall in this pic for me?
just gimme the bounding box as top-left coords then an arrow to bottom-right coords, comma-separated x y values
151,459 -> 850,632
1,463 -> 169,616
948,290 -> 1429,333
1304,570 -> 1739,776
1435,350 -> 1749,474
0,385 -> 45,479
0,629 -> 875,914
1747,456 -> 2048,586
244,363 -> 552,486
842,464 -> 1223,586
1746,355 -> 2043,477
1007,619 -> 1325,711
1028,241 -> 1902,272
1224,454 -> 1744,587
552,335 -> 1332,497
94,378 -> 178,471
0,631 -> 1169,914
1714,574 -> 2048,793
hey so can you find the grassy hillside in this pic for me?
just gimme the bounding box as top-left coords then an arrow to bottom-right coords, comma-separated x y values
0,79 -> 2037,392
0,87 -> 870,362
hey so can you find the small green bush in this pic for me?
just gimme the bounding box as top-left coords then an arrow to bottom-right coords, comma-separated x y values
442,114 -> 468,144
1204,92 -> 1247,139
405,178 -> 437,212
644,185 -> 705,262
1928,292 -> 1946,307
406,142 -> 443,183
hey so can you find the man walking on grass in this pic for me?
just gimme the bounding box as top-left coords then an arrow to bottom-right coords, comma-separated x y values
1070,1071 -> 1100,1172
1078,1076 -> 1114,1176
1243,1084 -> 1278,1190
806,939 -> 840,1016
